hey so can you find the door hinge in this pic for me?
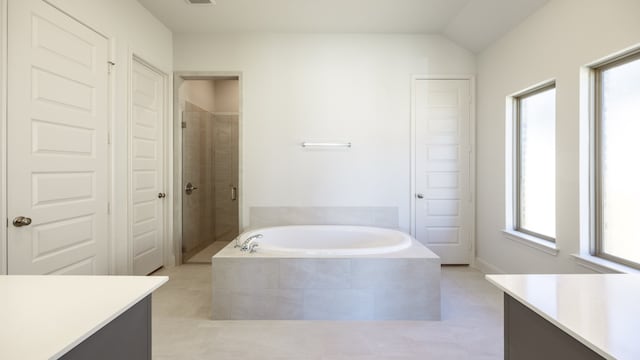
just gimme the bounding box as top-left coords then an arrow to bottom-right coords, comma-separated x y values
107,61 -> 115,74
182,121 -> 187,129
107,202 -> 111,214
107,132 -> 111,145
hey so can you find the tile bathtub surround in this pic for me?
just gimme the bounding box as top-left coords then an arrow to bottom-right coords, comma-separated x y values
249,206 -> 399,229
152,264 -> 503,359
211,242 -> 441,320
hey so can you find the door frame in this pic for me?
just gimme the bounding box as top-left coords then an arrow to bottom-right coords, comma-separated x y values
410,74 -> 477,264
127,52 -> 172,273
173,71 -> 243,265
0,0 -> 7,274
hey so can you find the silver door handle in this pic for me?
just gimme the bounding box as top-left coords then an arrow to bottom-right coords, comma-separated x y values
416,193 -> 424,199
231,186 -> 237,201
185,182 -> 198,195
12,216 -> 32,227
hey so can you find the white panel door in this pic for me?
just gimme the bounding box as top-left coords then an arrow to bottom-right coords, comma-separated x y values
414,79 -> 472,264
130,59 -> 165,275
7,0 -> 110,274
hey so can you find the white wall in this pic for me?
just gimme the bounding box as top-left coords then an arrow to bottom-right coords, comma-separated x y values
476,0 -> 640,274
0,0 -> 173,274
174,33 -> 475,232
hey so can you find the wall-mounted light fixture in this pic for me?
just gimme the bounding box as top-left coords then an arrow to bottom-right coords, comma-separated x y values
301,142 -> 352,148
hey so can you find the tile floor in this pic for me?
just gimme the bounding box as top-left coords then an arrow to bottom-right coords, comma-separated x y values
152,264 -> 503,359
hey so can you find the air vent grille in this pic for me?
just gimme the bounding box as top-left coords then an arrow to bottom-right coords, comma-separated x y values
185,0 -> 215,4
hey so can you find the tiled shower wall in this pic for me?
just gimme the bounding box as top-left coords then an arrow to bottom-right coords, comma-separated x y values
213,114 -> 239,242
249,206 -> 399,229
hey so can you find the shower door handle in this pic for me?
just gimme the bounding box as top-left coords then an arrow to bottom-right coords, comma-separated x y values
185,182 -> 198,195
231,186 -> 237,201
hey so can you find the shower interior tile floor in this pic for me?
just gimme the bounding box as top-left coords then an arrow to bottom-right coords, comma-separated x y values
152,264 -> 503,359
185,241 -> 231,263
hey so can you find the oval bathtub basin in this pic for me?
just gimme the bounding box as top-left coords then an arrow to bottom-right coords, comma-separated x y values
237,225 -> 412,256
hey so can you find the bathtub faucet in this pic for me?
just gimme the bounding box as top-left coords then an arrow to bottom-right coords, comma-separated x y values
240,234 -> 263,251
234,233 -> 262,248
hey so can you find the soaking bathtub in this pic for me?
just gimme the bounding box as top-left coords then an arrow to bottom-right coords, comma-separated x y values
211,225 -> 441,320
235,225 -> 413,255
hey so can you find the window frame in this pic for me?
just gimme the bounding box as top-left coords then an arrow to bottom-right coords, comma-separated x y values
592,50 -> 640,269
513,82 -> 557,243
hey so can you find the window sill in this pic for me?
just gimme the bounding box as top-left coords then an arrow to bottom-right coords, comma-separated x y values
571,254 -> 640,274
502,229 -> 559,256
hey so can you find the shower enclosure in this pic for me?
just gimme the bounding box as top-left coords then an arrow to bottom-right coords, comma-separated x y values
180,78 -> 239,263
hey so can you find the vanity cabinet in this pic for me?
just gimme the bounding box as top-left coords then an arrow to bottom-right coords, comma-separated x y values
0,276 -> 167,360
487,274 -> 640,360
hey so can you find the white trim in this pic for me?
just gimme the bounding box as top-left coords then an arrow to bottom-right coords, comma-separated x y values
128,52 -> 173,273
410,76 -> 417,238
578,66 -> 595,263
173,71 -> 243,265
172,73 -> 183,265
585,42 -> 640,69
0,0 -> 7,275
410,74 -> 476,264
472,257 -> 506,274
505,78 -> 558,251
504,96 -> 514,235
510,78 -> 557,98
106,36 -> 116,275
572,253 -> 640,274
163,66 -> 175,269
502,229 -> 559,256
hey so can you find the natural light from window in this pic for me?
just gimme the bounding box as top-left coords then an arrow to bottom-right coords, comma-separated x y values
518,87 -> 556,239
600,56 -> 640,265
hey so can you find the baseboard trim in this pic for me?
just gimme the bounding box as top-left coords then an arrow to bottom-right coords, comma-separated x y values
472,257 -> 506,274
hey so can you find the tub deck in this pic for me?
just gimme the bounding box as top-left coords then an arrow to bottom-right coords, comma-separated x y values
211,238 -> 441,320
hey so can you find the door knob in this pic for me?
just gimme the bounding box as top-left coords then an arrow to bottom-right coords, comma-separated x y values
12,216 -> 32,227
416,193 -> 424,199
185,182 -> 198,195
158,192 -> 167,199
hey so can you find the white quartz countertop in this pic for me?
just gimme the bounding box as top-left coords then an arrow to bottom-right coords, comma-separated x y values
0,275 -> 168,360
486,274 -> 640,360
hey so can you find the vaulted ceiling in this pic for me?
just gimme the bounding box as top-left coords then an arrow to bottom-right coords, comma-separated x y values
138,0 -> 548,52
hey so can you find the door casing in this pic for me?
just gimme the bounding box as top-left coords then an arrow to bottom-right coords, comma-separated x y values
0,0 -> 8,275
173,72 -> 243,265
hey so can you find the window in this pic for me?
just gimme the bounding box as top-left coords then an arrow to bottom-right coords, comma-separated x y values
514,83 -> 556,241
593,52 -> 640,268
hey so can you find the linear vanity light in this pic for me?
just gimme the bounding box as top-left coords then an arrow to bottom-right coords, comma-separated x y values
301,142 -> 352,148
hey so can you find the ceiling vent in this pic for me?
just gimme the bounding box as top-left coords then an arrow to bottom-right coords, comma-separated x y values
185,0 -> 215,4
